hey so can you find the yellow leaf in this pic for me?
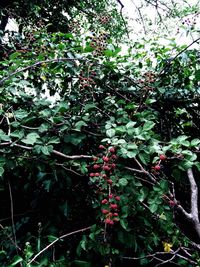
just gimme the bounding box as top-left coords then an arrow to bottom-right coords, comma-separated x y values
41,75 -> 46,81
162,241 -> 173,252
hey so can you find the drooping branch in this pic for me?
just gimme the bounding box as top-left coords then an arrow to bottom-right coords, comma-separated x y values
0,57 -> 82,86
0,142 -> 93,159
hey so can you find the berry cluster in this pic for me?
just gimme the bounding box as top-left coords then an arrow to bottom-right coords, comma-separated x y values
98,14 -> 111,25
90,32 -> 110,56
78,68 -> 97,90
151,154 -> 167,173
177,13 -> 199,33
68,20 -> 81,34
89,145 -> 120,225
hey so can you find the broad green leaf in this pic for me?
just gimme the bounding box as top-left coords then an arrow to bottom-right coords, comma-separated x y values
126,121 -> 136,129
127,143 -> 138,150
10,130 -> 24,139
41,146 -> 51,155
75,121 -> 87,131
118,178 -> 128,186
15,110 -> 29,119
21,132 -> 40,145
143,121 -> 155,131
138,152 -> 150,165
149,203 -> 158,213
127,150 -> 137,158
106,129 -> 115,138
191,139 -> 200,146
0,130 -> 11,142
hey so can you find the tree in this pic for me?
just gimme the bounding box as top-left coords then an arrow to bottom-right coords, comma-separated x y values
0,0 -> 200,266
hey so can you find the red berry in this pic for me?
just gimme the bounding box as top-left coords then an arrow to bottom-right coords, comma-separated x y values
102,209 -> 109,214
107,179 -> 113,185
113,212 -> 118,216
154,165 -> 161,171
111,154 -> 117,160
103,165 -> 110,171
160,154 -> 167,161
90,173 -> 95,177
93,164 -> 101,170
105,218 -> 114,225
110,204 -> 118,209
99,145 -> 105,149
109,147 -> 115,153
109,194 -> 113,199
115,196 -> 120,201
102,174 -> 107,179
95,173 -> 100,177
111,163 -> 116,169
169,200 -> 176,207
102,156 -> 109,162
101,199 -> 108,204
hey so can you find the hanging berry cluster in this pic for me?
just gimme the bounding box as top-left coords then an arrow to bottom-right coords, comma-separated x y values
98,14 -> 111,25
151,154 -> 167,174
78,66 -> 97,90
89,145 -> 120,226
90,32 -> 110,56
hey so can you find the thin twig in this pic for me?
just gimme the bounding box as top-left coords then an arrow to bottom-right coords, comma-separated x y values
28,226 -> 92,264
158,37 -> 200,76
56,163 -> 84,177
8,180 -> 19,254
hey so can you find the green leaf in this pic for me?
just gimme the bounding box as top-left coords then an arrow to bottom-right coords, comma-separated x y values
48,235 -> 58,242
75,121 -> 87,131
21,132 -> 40,145
127,150 -> 137,158
41,146 -> 51,155
127,143 -> 138,150
177,135 -> 188,143
120,219 -> 128,230
195,69 -> 200,81
47,137 -> 60,144
10,130 -> 24,139
149,203 -> 158,213
106,129 -> 115,138
126,121 -> 136,129
181,140 -> 190,147
0,130 -> 11,142
0,167 -> 4,177
64,133 -> 86,145
14,110 -> 29,120
138,152 -> 150,165
143,121 -> 155,131
118,178 -> 128,186
10,255 -> 23,266
191,139 -> 200,147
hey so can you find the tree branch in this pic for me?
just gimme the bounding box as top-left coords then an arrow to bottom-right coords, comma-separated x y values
0,142 -> 93,159
0,57 -> 81,86
28,226 -> 91,264
159,37 -> 200,76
